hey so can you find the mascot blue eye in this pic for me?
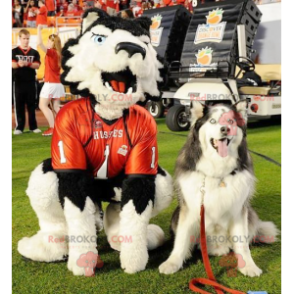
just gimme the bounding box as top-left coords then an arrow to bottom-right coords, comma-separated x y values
92,34 -> 107,45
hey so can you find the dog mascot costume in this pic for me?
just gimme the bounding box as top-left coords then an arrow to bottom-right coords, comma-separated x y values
18,8 -> 173,275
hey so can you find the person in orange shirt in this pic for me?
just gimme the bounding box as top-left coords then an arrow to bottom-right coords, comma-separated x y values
46,0 -> 56,16
36,0 -> 48,26
37,25 -> 65,136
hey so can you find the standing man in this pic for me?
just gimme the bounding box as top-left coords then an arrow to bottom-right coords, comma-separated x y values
12,29 -> 41,135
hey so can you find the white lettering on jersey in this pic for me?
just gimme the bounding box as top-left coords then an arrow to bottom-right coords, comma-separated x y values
93,129 -> 124,140
16,55 -> 35,63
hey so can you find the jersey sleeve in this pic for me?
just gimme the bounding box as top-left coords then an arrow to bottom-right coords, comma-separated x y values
40,6 -> 46,15
34,50 -> 41,64
51,104 -> 87,172
46,48 -> 56,58
12,49 -> 17,63
125,113 -> 158,176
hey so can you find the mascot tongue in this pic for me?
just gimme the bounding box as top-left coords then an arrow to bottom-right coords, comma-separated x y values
110,80 -> 125,93
217,139 -> 228,157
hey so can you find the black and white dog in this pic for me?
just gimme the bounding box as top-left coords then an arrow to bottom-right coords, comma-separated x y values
159,100 -> 279,277
18,9 -> 173,275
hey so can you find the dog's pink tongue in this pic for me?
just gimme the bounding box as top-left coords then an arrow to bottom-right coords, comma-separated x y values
217,139 -> 228,157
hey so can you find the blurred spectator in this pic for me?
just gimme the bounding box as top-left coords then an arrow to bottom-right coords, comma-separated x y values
106,0 -> 119,16
46,0 -> 56,16
65,3 -> 80,16
118,9 -> 134,18
11,5 -> 16,28
57,6 -> 65,16
25,0 -> 38,27
72,0 -> 83,11
13,0 -> 24,27
94,0 -> 107,11
58,0 -> 69,12
36,0 -> 48,26
120,0 -> 130,10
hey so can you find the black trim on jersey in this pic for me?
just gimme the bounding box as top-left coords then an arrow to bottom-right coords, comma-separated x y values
100,117 -> 119,125
83,99 -> 95,148
83,97 -> 133,149
123,109 -> 133,148
53,169 -> 88,173
126,174 -> 156,179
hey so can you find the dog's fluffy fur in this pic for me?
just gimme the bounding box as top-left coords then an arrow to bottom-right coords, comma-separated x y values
18,9 -> 173,276
159,101 -> 279,277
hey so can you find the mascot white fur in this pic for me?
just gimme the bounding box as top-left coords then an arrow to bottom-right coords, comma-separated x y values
18,8 -> 173,275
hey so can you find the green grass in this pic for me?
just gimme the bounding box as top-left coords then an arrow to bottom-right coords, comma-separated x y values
12,119 -> 281,294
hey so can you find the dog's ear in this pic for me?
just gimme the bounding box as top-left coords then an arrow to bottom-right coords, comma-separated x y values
133,17 -> 152,32
190,101 -> 206,125
81,8 -> 109,34
234,99 -> 248,124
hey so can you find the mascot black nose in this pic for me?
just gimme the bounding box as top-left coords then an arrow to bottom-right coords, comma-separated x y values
115,42 -> 146,59
220,126 -> 228,135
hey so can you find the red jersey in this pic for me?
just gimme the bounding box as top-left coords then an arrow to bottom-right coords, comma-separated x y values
44,48 -> 61,83
51,98 -> 158,179
36,6 -> 48,25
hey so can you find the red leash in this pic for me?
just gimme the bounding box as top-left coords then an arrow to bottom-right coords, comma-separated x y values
189,204 -> 246,294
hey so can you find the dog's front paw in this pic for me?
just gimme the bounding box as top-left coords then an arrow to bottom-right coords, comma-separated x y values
238,263 -> 263,277
159,257 -> 182,275
120,246 -> 148,274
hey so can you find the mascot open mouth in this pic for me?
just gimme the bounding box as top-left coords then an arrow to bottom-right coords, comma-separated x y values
210,138 -> 231,158
101,67 -> 137,94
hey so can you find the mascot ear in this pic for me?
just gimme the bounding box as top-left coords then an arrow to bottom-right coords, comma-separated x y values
81,8 -> 108,34
190,101 -> 207,125
133,17 -> 152,32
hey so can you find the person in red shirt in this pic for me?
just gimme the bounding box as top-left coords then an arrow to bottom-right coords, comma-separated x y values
37,25 -> 65,136
25,0 -> 38,27
64,3 -> 79,17
46,0 -> 56,16
36,0 -> 48,26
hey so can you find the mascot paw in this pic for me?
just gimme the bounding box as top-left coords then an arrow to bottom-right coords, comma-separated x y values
238,263 -> 263,277
159,258 -> 182,275
120,246 -> 148,274
147,224 -> 165,250
18,233 -> 68,262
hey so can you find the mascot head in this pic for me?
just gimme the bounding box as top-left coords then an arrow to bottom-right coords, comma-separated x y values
61,8 -> 163,119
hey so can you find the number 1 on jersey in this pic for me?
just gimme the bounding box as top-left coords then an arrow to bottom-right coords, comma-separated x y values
58,141 -> 66,164
97,145 -> 110,179
151,146 -> 156,169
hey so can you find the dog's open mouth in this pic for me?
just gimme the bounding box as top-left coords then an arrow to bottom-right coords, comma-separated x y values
210,138 -> 231,158
101,68 -> 137,94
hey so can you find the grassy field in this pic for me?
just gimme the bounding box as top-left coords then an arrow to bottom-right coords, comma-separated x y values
12,118 -> 281,294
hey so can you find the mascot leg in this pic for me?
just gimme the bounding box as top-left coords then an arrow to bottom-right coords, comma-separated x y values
17,161 -> 68,262
59,173 -> 98,276
118,168 -> 173,273
64,196 -> 97,276
104,203 -> 121,251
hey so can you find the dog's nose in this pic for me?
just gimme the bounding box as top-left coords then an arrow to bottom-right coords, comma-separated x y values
115,42 -> 146,59
220,126 -> 228,136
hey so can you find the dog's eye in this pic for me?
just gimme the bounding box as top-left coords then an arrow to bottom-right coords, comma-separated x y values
227,119 -> 234,124
210,119 -> 216,124
92,34 -> 107,45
